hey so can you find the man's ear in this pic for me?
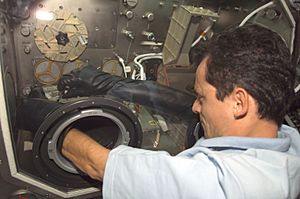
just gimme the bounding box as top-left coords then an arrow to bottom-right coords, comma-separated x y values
232,87 -> 249,119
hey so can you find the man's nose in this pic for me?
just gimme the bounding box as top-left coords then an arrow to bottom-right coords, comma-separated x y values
192,100 -> 201,113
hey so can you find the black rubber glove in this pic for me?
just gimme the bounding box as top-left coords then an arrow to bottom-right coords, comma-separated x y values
58,65 -> 130,98
57,65 -> 195,122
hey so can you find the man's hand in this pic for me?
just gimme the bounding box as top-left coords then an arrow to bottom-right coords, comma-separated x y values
62,128 -> 110,181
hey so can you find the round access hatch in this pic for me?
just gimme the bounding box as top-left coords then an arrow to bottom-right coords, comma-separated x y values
34,9 -> 88,62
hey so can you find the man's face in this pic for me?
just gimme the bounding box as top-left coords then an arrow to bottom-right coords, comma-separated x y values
192,57 -> 234,138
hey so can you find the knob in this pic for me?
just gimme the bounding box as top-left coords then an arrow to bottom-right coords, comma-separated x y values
123,0 -> 138,8
265,9 -> 281,20
121,28 -> 134,40
20,24 -> 31,37
142,31 -> 155,41
55,31 -> 69,46
125,10 -> 134,20
143,12 -> 154,22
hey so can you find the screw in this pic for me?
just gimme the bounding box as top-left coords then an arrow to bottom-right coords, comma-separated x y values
22,86 -> 31,95
24,45 -> 31,54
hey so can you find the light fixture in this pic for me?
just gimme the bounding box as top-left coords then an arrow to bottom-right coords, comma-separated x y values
35,10 -> 54,21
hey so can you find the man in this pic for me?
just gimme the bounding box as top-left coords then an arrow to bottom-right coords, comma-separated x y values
61,24 -> 300,198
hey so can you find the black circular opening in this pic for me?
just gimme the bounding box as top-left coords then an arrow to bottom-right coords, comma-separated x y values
29,97 -> 142,189
65,116 -> 121,149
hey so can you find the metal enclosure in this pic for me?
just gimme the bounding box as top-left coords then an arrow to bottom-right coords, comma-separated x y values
0,0 -> 299,198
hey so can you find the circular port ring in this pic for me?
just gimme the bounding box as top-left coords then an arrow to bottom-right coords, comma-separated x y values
47,108 -> 129,174
32,97 -> 142,188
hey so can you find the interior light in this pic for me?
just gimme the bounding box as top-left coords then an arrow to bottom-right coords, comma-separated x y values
36,10 -> 54,21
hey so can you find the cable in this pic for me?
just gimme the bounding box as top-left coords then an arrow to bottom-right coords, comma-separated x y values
131,54 -> 162,80
131,69 -> 137,80
138,55 -> 163,80
125,39 -> 133,64
239,1 -> 275,27
135,53 -> 163,62
138,55 -> 162,64
133,53 -> 162,80
295,83 -> 300,93
113,52 -> 128,78
135,61 -> 146,80
191,24 -> 213,47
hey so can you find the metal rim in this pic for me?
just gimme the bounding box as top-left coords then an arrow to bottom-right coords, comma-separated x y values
47,108 -> 130,174
32,97 -> 142,188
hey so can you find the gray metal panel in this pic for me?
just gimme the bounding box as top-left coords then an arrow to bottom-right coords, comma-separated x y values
250,0 -> 295,53
1,0 -> 299,198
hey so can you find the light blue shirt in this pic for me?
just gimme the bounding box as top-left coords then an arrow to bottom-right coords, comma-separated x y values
103,125 -> 300,199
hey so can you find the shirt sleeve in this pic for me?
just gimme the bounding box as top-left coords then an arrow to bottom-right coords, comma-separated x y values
102,145 -> 225,199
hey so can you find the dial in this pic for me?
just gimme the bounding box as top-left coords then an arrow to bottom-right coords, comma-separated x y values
123,0 -> 138,8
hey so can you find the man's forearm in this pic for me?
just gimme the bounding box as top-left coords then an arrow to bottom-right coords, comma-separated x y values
62,128 -> 110,181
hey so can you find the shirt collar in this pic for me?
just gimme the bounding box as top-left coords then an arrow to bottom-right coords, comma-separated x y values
195,125 -> 293,152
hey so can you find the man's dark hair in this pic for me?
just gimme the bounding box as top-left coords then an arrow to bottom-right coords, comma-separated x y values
193,24 -> 295,126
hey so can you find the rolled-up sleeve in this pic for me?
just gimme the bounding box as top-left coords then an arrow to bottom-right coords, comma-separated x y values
103,145 -> 224,199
